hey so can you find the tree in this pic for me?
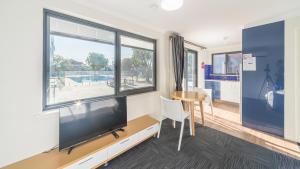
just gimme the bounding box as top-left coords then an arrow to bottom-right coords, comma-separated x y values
53,55 -> 72,72
52,55 -> 72,88
131,49 -> 153,82
86,52 -> 108,71
53,55 -> 89,72
121,58 -> 136,80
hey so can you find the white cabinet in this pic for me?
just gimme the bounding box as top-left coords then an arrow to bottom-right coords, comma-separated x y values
140,125 -> 159,139
108,133 -> 138,158
108,124 -> 159,158
65,148 -> 108,169
220,81 -> 240,103
65,123 -> 159,169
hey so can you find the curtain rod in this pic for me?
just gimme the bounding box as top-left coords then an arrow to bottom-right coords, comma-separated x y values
169,36 -> 206,49
184,40 -> 206,49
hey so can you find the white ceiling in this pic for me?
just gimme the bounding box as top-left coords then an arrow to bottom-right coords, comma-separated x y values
71,0 -> 300,48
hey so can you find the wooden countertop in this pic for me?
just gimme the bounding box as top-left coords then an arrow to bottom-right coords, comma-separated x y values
205,79 -> 240,82
171,91 -> 206,102
3,115 -> 159,169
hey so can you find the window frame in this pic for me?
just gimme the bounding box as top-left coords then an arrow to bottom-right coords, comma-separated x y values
43,9 -> 157,111
183,48 -> 198,90
211,51 -> 241,75
118,31 -> 157,96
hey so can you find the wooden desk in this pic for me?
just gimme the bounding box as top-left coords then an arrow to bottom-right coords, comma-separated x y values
171,91 -> 206,136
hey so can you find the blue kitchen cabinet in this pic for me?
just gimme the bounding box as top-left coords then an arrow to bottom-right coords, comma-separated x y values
205,81 -> 220,100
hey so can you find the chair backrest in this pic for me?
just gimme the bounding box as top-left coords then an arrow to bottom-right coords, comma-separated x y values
160,96 -> 185,121
193,87 -> 212,101
203,89 -> 212,98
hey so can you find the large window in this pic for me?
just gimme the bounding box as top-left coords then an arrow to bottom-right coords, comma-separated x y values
120,35 -> 155,93
212,52 -> 242,75
183,49 -> 198,91
227,52 -> 242,74
43,10 -> 156,110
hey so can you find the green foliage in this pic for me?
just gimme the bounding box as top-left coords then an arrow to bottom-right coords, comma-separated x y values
121,58 -> 133,72
85,52 -> 108,71
52,49 -> 153,83
53,55 -> 89,72
53,55 -> 72,72
131,49 -> 153,82
53,52 -> 109,74
120,48 -> 153,82
121,58 -> 136,80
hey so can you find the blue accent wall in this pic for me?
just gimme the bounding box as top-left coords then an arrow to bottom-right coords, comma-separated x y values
242,21 -> 284,136
204,65 -> 239,81
205,65 -> 213,79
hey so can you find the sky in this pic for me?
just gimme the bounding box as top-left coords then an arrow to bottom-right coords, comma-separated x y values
52,35 -> 133,65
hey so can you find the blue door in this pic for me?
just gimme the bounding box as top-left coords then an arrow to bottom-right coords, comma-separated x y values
242,21 -> 284,136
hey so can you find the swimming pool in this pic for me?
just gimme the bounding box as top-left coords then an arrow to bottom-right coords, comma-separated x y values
69,75 -> 113,83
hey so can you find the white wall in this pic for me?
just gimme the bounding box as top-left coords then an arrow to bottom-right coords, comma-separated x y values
284,17 -> 300,143
0,0 -> 168,167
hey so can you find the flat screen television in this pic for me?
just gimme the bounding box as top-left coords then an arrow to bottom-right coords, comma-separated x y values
59,96 -> 127,150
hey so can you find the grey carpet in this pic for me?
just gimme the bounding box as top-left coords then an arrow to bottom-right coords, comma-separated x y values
99,119 -> 300,169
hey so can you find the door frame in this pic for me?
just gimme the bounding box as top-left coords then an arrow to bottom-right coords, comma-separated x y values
183,48 -> 198,90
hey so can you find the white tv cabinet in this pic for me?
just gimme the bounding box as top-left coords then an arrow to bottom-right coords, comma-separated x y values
4,115 -> 159,169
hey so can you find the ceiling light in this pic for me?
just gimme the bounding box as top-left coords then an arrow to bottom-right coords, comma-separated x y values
223,36 -> 229,41
161,0 -> 183,11
150,3 -> 159,9
75,100 -> 82,106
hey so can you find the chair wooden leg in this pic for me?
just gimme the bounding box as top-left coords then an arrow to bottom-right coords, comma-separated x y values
199,101 -> 205,126
185,101 -> 190,112
210,103 -> 214,117
178,120 -> 185,151
157,120 -> 162,138
189,116 -> 192,136
190,102 -> 195,136
210,99 -> 214,117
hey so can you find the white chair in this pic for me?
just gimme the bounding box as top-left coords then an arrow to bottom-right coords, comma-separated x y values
193,87 -> 214,116
157,96 -> 192,151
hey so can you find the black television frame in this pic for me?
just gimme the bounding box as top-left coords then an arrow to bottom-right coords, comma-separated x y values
58,96 -> 127,152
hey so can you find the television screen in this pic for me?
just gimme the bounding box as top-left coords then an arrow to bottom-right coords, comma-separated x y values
59,96 -> 127,150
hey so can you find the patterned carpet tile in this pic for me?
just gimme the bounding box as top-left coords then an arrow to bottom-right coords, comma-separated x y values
99,119 -> 300,169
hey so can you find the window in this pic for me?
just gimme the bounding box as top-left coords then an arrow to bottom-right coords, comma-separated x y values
183,49 -> 198,91
212,52 -> 242,75
43,9 -> 156,110
120,35 -> 156,93
212,53 -> 226,74
227,53 -> 242,74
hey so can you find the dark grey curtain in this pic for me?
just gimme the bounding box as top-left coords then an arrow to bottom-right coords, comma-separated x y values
171,35 -> 185,91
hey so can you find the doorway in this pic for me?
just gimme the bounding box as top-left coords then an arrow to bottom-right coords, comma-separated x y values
183,49 -> 198,91
203,51 -> 242,124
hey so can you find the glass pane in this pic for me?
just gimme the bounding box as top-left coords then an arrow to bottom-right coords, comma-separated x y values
213,54 -> 226,74
50,17 -> 115,44
47,16 -> 115,105
184,51 -> 197,90
227,53 -> 242,74
120,36 -> 154,91
121,36 -> 154,50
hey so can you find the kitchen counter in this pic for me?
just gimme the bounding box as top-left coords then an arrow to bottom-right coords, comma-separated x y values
205,80 -> 240,103
205,79 -> 240,82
